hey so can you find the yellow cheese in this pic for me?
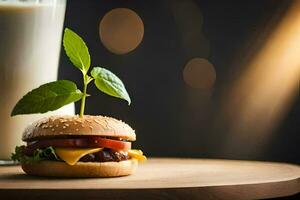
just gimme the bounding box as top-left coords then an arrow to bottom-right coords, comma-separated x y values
128,149 -> 147,161
55,148 -> 103,165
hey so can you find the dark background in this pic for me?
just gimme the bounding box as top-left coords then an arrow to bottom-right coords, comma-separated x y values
59,0 -> 299,165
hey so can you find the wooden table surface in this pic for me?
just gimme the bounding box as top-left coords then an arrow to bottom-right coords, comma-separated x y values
0,158 -> 299,200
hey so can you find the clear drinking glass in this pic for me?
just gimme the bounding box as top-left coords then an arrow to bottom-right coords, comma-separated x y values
0,0 -> 72,164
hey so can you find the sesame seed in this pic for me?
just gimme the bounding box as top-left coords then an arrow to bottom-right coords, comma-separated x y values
62,126 -> 66,129
76,128 -> 79,131
49,125 -> 53,128
55,124 -> 59,127
51,128 -> 55,131
65,124 -> 69,127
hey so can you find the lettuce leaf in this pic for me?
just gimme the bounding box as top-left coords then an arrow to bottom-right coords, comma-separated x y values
11,145 -> 58,163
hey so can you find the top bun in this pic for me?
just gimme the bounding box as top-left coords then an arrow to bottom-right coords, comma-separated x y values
22,115 -> 136,142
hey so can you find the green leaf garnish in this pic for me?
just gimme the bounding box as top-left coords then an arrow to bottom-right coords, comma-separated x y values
63,28 -> 91,73
11,27 -> 131,117
11,80 -> 83,116
91,67 -> 131,105
11,146 -> 59,163
11,146 -> 24,162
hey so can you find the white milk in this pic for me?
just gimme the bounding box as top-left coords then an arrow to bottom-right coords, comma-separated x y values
0,0 -> 72,159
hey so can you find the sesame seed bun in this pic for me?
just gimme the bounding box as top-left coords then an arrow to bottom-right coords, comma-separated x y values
21,159 -> 138,177
22,115 -> 136,142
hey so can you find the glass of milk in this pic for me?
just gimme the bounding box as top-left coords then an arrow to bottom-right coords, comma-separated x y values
0,0 -> 73,163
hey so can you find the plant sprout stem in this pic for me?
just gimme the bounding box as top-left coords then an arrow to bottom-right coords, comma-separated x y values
79,74 -> 88,117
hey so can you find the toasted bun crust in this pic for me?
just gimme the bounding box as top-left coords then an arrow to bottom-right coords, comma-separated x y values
22,115 -> 136,142
21,159 -> 138,177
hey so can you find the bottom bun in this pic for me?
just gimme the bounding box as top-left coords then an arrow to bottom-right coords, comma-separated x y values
22,159 -> 138,177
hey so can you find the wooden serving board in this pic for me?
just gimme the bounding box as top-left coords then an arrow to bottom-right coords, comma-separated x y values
0,158 -> 299,200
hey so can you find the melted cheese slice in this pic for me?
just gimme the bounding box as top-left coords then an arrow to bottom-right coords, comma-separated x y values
55,148 -> 103,165
128,149 -> 147,161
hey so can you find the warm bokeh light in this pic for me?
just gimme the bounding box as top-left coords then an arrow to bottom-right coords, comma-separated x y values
219,1 -> 300,156
183,58 -> 216,90
99,8 -> 144,55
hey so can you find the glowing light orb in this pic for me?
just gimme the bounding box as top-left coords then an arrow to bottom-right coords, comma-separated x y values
99,8 -> 144,55
183,58 -> 216,90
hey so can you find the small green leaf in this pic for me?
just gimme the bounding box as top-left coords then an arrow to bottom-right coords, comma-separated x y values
11,146 -> 25,162
91,67 -> 131,105
11,146 -> 59,163
63,28 -> 91,73
11,80 -> 83,116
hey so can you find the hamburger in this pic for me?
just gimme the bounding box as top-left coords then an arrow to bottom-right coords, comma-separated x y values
11,115 -> 146,177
